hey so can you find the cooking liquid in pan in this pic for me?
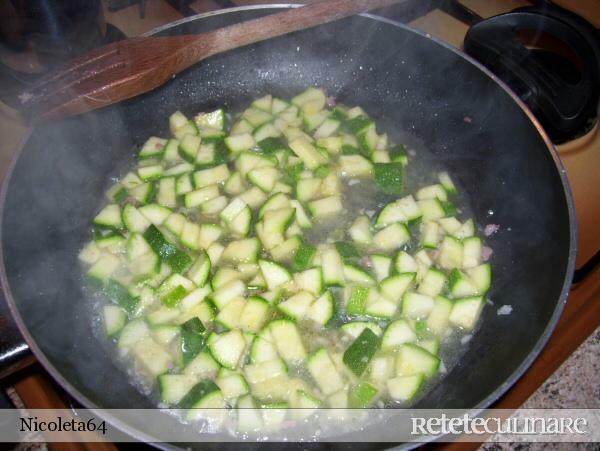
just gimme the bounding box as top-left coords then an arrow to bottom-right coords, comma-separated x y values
80,89 -> 491,434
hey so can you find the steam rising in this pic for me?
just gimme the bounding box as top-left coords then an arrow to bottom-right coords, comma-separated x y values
0,5 -> 570,443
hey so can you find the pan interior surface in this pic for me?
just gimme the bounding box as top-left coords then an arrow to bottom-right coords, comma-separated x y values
0,6 -> 574,443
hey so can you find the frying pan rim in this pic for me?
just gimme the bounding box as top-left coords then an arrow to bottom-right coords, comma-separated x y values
0,3 -> 577,446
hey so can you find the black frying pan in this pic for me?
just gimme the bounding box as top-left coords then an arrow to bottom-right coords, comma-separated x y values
0,5 -> 576,446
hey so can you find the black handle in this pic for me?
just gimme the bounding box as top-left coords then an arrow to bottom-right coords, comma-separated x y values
464,9 -> 600,143
0,283 -> 34,379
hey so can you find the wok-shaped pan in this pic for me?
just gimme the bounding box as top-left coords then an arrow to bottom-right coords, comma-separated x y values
0,5 -> 576,445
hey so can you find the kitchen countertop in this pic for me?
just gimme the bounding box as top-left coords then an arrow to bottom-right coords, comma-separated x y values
523,327 -> 599,410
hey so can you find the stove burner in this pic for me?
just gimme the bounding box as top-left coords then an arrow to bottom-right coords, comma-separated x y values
464,3 -> 600,144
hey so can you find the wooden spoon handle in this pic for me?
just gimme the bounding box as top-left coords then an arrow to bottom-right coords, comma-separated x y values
173,0 -> 402,72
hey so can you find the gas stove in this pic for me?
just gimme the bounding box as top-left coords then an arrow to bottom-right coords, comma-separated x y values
0,0 -> 598,448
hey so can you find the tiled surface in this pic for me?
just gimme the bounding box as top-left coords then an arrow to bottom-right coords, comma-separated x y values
458,0 -> 531,18
101,0 -> 182,36
408,9 -> 470,48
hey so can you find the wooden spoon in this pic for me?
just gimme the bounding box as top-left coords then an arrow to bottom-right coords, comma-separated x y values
20,0 -> 401,120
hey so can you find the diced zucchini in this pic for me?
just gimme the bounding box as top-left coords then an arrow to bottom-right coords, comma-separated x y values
258,192 -> 291,218
420,221 -> 440,249
259,260 -> 292,290
339,155 -> 373,177
103,305 -> 127,336
346,285 -> 370,316
179,134 -> 201,162
373,162 -> 403,195
380,273 -> 415,303
349,381 -> 379,408
340,321 -> 383,339
418,198 -> 446,221
462,236 -> 483,269
254,123 -> 281,143
180,222 -> 200,251
381,320 -> 416,350
193,164 -> 229,188
129,182 -> 154,204
94,204 -> 122,229
243,108 -> 272,127
269,320 -> 306,363
270,235 -> 302,263
183,351 -> 219,378
449,296 -> 484,330
438,217 -> 462,235
402,292 -> 435,319
88,253 -> 120,283
278,291 -> 313,320
211,279 -> 246,309
343,264 -> 375,285
317,136 -> 343,155
307,291 -> 334,326
438,236 -> 463,269
164,213 -> 186,236
180,318 -> 206,365
208,329 -> 246,369
157,177 -> 176,208
224,172 -> 246,196
216,372 -> 249,401
289,137 -> 327,170
198,223 -> 222,249
221,238 -> 260,264
370,255 -> 391,281
216,297 -> 245,329
349,216 -> 372,246
417,269 -> 447,297
395,343 -> 440,378
395,251 -> 418,274
248,166 -> 280,192
122,204 -> 150,233
236,394 -> 263,433
307,348 -> 344,396
183,185 -> 219,208
289,200 -> 312,228
131,336 -> 173,376
416,184 -> 447,202
466,263 -> 492,294
250,329 -> 279,363
373,223 -> 410,252
455,219 -> 475,238
387,374 -> 424,401
292,87 -> 326,111
425,295 -> 453,337
343,328 -> 381,377
321,246 -> 344,286
159,374 -> 199,405
438,171 -> 457,193
296,178 -> 322,202
449,269 -> 479,297
201,195 -> 228,216
294,268 -> 323,296
239,297 -> 270,333
365,295 -> 397,319
139,204 -> 172,226
138,164 -> 164,182
263,207 -> 295,234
